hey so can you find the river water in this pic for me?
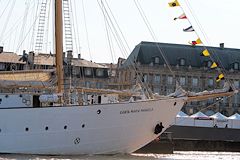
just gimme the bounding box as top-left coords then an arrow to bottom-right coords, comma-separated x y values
0,151 -> 240,160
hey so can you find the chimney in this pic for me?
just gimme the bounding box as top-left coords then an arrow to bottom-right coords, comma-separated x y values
28,51 -> 35,63
0,46 -> 3,53
220,43 -> 224,49
67,50 -> 73,59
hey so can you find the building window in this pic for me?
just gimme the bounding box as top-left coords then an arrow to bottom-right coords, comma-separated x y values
234,80 -> 239,89
0,63 -> 5,70
85,81 -> 90,88
84,68 -> 92,76
96,82 -> 103,89
167,76 -> 173,85
179,58 -> 185,66
192,78 -> 198,87
143,74 -> 148,82
154,57 -> 160,64
154,75 -> 160,83
149,62 -> 154,67
207,61 -> 212,68
153,87 -> 160,94
233,94 -> 238,104
96,69 -> 104,77
208,78 -> 214,86
166,88 -> 173,95
233,62 -> 239,70
179,77 -> 186,86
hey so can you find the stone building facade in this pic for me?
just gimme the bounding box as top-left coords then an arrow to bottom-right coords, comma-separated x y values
0,48 -> 115,91
115,41 -> 240,116
1,43 -> 239,116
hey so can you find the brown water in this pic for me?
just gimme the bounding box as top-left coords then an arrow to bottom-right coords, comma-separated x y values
0,151 -> 240,160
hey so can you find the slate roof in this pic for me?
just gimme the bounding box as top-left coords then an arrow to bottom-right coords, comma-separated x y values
0,52 -> 108,68
122,41 -> 240,70
0,52 -> 25,64
71,59 -> 108,68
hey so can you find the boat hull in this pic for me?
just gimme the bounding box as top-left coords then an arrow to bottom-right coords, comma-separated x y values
0,97 -> 186,155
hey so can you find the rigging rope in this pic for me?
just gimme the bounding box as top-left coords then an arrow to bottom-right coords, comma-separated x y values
72,0 -> 82,55
168,0 -> 238,116
81,0 -> 96,85
0,0 -> 11,20
81,0 -> 92,61
15,8 -> 41,54
18,0 -> 31,53
180,0 -> 235,89
44,0 -> 51,54
133,0 -> 177,83
97,0 -> 153,99
101,1 -> 113,63
0,0 -> 16,45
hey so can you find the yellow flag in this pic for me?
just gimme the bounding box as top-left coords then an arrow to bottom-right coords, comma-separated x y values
201,49 -> 210,57
216,73 -> 224,82
211,62 -> 218,69
168,0 -> 180,7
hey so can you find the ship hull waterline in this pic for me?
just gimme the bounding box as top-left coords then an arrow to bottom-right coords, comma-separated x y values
0,97 -> 186,155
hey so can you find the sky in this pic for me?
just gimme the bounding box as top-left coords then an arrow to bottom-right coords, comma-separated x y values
0,0 -> 239,63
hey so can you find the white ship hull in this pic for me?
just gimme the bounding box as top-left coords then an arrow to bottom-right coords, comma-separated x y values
0,97 -> 186,155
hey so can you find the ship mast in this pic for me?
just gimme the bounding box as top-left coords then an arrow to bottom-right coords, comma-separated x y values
55,0 -> 64,93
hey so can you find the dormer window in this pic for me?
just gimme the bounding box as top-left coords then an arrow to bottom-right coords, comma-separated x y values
96,69 -> 104,77
84,68 -> 92,76
233,62 -> 239,70
179,58 -> 185,66
154,57 -> 160,64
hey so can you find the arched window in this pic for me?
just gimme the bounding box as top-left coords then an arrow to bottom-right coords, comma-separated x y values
179,58 -> 185,66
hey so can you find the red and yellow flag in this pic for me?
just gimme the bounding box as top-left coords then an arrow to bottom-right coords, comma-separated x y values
189,38 -> 202,45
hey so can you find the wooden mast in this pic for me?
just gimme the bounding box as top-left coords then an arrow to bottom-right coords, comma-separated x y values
55,0 -> 64,93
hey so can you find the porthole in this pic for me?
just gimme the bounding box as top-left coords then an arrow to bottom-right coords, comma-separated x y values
64,125 -> 67,130
174,102 -> 177,106
82,124 -> 85,128
5,95 -> 8,98
97,110 -> 101,114
25,127 -> 29,132
45,126 -> 49,131
19,94 -> 22,97
0,129 -> 1,132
